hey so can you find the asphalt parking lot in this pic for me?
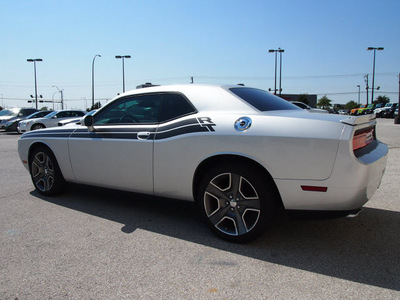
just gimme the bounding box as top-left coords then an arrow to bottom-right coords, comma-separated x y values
1,118 -> 399,299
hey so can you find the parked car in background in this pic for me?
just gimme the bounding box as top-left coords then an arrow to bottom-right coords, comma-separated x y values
357,103 -> 375,115
18,110 -> 86,133
381,103 -> 399,118
0,108 -> 38,129
57,110 -> 97,127
350,104 -> 367,115
289,101 -> 328,113
394,108 -> 398,118
5,110 -> 51,132
18,84 -> 388,242
374,103 -> 392,117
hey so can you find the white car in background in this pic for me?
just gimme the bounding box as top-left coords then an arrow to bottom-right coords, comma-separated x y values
18,84 -> 388,242
18,110 -> 86,133
57,110 -> 97,127
290,101 -> 328,113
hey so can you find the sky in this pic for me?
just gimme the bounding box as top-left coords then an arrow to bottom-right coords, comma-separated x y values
1,0 -> 399,110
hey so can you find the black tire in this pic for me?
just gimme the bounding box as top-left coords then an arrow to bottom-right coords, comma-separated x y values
196,162 -> 279,243
31,124 -> 45,131
29,146 -> 66,196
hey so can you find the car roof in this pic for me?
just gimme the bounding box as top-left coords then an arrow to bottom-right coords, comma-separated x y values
108,84 -> 259,113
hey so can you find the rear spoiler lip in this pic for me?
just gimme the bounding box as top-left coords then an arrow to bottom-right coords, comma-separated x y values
340,114 -> 376,126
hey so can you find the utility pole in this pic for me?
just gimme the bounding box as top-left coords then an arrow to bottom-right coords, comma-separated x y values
60,89 -> 64,109
364,74 -> 369,105
395,73 -> 400,124
27,58 -> 43,109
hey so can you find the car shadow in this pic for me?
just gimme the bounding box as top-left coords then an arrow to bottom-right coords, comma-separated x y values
31,184 -> 400,292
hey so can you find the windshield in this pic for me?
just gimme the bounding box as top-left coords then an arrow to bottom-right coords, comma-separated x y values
26,111 -> 51,119
0,109 -> 18,116
230,88 -> 301,112
44,111 -> 58,118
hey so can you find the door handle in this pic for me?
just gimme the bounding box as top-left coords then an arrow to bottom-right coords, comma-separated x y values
137,132 -> 151,140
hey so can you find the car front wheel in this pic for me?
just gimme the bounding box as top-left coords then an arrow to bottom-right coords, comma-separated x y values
31,124 -> 45,130
197,162 -> 279,243
29,146 -> 66,195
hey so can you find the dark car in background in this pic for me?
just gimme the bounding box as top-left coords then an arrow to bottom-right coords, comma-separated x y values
381,103 -> 399,118
4,110 -> 52,132
0,108 -> 38,130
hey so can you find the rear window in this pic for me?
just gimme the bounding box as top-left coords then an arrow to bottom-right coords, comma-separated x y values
230,87 -> 300,112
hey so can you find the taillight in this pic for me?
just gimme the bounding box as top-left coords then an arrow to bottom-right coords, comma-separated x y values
353,126 -> 375,151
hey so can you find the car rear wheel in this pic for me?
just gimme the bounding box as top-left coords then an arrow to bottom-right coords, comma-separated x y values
29,146 -> 66,195
31,124 -> 45,130
197,162 -> 279,243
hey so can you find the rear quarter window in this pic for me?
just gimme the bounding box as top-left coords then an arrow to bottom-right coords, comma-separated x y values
230,87 -> 300,112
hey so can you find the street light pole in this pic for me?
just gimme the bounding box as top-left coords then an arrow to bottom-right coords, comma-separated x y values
115,55 -> 131,93
92,54 -> 101,108
364,74 -> 369,105
367,47 -> 384,103
27,58 -> 43,109
52,85 -> 64,109
269,49 -> 284,95
357,85 -> 361,104
395,73 -> 400,124
269,49 -> 277,94
51,91 -> 58,110
279,48 -> 284,96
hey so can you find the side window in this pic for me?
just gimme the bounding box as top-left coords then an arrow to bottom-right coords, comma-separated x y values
158,94 -> 196,122
93,94 -> 162,125
57,111 -> 69,118
296,103 -> 307,109
71,111 -> 84,117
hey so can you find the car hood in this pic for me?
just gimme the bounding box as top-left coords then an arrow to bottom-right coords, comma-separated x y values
0,116 -> 15,121
5,116 -> 24,123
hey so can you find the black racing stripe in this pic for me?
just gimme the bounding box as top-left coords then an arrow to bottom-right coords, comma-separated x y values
71,133 -> 138,139
158,118 -> 198,131
20,129 -> 75,139
21,118 -> 214,141
79,127 -> 157,133
71,132 -> 153,140
155,124 -> 209,140
21,133 -> 72,139
70,127 -> 156,140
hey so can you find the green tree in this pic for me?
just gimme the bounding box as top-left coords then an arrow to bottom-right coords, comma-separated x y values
373,95 -> 390,105
297,94 -> 309,105
40,107 -> 48,111
345,100 -> 359,110
317,95 -> 332,110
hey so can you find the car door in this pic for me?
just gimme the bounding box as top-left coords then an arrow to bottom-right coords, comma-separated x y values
68,94 -> 162,194
152,93 -> 199,199
47,111 -> 69,127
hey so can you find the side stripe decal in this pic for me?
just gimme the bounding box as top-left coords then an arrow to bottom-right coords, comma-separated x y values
20,117 -> 216,141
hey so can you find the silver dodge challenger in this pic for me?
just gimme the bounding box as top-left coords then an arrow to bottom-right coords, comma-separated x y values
18,85 -> 388,242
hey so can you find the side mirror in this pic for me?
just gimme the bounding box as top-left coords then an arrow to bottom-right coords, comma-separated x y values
84,115 -> 95,132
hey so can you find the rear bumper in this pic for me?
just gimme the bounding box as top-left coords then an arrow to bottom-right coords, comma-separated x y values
276,140 -> 388,211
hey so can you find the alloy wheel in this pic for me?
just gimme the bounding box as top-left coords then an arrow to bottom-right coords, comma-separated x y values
203,172 -> 261,236
31,151 -> 55,192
